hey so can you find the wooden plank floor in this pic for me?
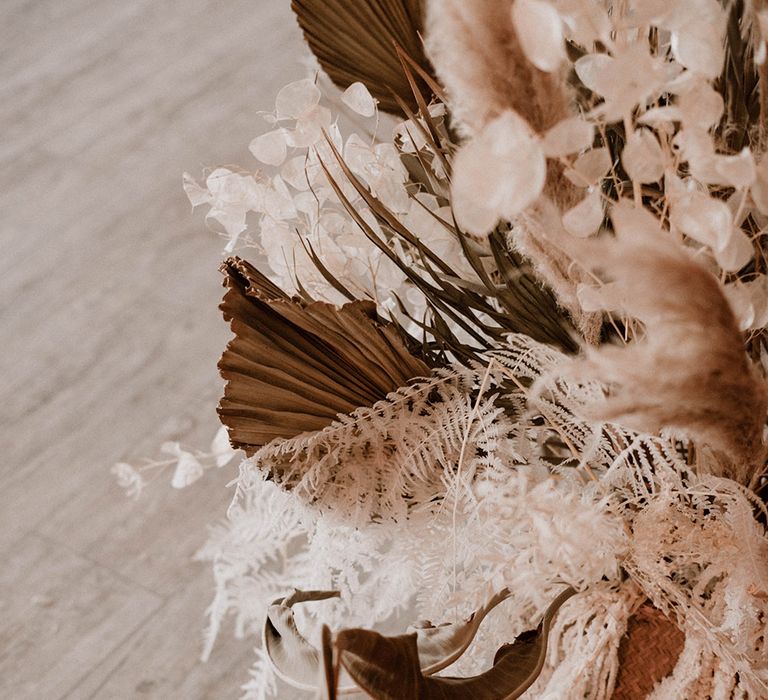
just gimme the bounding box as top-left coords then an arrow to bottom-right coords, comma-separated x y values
0,2 -> 304,697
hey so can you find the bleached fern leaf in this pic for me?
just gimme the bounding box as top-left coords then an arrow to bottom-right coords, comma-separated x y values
237,364 -> 513,525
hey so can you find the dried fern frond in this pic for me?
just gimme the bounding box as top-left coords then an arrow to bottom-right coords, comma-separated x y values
244,363 -> 507,523
218,257 -> 431,453
291,0 -> 433,115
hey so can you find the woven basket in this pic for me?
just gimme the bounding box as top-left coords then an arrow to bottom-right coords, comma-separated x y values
612,601 -> 686,699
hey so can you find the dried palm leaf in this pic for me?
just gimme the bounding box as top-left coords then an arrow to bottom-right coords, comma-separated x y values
291,0 -> 434,115
218,257 -> 431,454
325,587 -> 575,700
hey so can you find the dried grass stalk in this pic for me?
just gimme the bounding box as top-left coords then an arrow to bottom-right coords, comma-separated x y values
513,202 -> 604,346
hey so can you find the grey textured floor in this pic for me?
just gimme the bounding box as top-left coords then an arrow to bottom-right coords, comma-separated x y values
0,2 -> 304,697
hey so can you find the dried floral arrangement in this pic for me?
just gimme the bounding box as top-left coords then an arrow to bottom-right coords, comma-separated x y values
116,0 -> 768,697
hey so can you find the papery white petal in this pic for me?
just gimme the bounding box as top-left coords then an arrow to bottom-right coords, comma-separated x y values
638,106 -> 683,126
671,190 -> 733,251
622,129 -> 665,184
205,168 -> 238,198
559,2 -> 611,46
341,82 -> 377,117
211,426 -> 236,468
249,129 -> 288,167
713,149 -> 756,189
610,199 -> 667,245
171,451 -> 204,489
359,207 -> 384,237
677,81 -> 724,129
285,105 -> 332,148
327,122 -> 344,150
724,276 -> 768,330
207,205 -> 247,239
111,462 -> 147,498
262,176 -> 298,221
542,117 -> 594,157
668,0 -> 727,78
452,111 -> 546,235
182,172 -> 212,207
394,118 -> 428,153
343,133 -> 375,175
281,156 -> 310,191
374,142 -> 404,172
562,189 -> 603,237
161,441 -> 182,456
588,42 -> 670,121
673,128 -> 720,183
714,228 -> 753,272
261,219 -> 297,277
724,282 -> 758,330
511,0 -> 566,72
275,79 -> 321,120
292,190 -> 319,215
565,147 -> 612,187
574,53 -> 613,94
671,30 -> 725,78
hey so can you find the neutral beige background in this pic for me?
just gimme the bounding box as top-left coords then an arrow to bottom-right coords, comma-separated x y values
0,2 -> 305,697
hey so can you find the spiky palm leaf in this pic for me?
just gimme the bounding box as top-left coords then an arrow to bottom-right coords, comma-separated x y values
218,257 -> 431,453
291,0 -> 434,114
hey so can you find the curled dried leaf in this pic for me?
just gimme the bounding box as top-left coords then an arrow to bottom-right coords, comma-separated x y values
265,588 -> 513,695
328,587 -> 575,700
263,589 -> 341,693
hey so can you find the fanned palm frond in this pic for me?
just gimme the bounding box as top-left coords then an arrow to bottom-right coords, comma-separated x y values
218,257 -> 431,453
291,0 -> 434,114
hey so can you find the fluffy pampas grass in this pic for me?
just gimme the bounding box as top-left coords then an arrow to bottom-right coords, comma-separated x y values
424,0 -> 571,138
570,217 -> 767,486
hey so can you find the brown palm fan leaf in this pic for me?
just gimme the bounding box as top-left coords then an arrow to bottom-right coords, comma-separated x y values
218,257 -> 432,454
291,0 -> 434,114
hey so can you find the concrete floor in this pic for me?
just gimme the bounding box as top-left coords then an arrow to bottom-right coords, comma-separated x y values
0,2 -> 304,697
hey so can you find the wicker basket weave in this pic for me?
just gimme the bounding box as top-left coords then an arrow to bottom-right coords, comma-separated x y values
612,601 -> 686,699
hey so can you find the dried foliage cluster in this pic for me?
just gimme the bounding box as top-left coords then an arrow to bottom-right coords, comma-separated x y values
117,0 -> 768,697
